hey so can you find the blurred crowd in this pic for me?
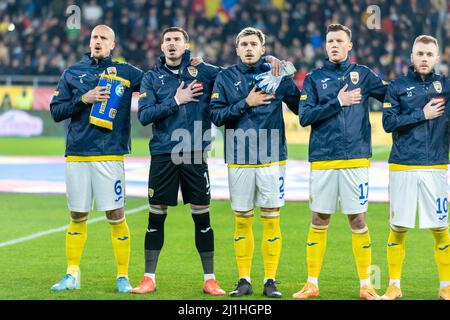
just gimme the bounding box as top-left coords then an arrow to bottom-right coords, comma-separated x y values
0,0 -> 449,87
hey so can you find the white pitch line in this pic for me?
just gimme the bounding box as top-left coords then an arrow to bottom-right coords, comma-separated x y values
0,205 -> 148,248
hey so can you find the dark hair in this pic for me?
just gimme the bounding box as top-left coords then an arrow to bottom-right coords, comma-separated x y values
161,27 -> 189,43
326,24 -> 352,41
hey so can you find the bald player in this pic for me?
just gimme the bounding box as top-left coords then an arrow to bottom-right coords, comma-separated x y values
50,25 -> 144,293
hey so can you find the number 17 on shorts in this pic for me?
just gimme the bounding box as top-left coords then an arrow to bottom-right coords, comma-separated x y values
358,182 -> 369,205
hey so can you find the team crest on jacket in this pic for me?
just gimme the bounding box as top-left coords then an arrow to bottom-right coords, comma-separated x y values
107,67 -> 117,76
433,81 -> 442,94
187,66 -> 198,77
350,71 -> 359,84
188,66 -> 198,78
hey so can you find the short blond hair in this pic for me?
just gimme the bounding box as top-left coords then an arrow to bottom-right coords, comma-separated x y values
236,27 -> 265,46
92,25 -> 115,40
413,35 -> 439,50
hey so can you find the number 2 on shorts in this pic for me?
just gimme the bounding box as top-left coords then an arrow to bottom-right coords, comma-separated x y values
279,176 -> 285,200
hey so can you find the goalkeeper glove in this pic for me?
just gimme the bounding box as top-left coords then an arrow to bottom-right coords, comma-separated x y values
254,61 -> 296,94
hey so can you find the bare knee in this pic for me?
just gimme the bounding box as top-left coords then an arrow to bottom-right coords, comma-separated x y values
106,208 -> 125,224
70,211 -> 89,222
261,207 -> 280,213
312,212 -> 331,226
348,213 -> 366,230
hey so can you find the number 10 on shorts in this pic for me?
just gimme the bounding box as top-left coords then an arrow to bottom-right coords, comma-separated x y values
436,197 -> 448,215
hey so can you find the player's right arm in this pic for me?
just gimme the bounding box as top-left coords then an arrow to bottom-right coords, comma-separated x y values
138,73 -> 203,126
50,70 -> 87,122
137,72 -> 180,126
298,74 -> 342,127
210,72 -> 275,127
210,73 -> 250,127
382,82 -> 435,133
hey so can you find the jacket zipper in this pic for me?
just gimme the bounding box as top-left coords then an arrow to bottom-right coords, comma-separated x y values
339,74 -> 347,158
170,69 -> 187,124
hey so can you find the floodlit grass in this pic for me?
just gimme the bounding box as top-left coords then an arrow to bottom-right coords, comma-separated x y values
0,136 -> 392,161
0,194 -> 440,300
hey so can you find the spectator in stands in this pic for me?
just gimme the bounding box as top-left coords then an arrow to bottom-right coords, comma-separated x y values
0,0 -> 448,84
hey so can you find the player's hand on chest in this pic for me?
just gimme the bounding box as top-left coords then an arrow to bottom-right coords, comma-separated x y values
231,75 -> 254,100
228,74 -> 281,106
154,72 -> 208,101
399,80 -> 445,112
316,71 -> 366,102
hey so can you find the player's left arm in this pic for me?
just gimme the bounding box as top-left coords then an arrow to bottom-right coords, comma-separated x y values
382,81 -> 426,133
367,69 -> 388,102
210,72 -> 249,127
137,72 -> 180,126
130,65 -> 144,92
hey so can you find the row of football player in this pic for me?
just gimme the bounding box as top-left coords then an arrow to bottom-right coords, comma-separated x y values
48,24 -> 450,300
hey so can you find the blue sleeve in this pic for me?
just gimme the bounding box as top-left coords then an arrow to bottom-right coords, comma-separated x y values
49,70 -> 86,122
137,73 -> 180,126
202,62 -> 222,77
382,82 -> 426,133
368,69 -> 388,102
210,73 -> 250,127
298,75 -> 341,127
280,78 -> 301,115
130,65 -> 144,92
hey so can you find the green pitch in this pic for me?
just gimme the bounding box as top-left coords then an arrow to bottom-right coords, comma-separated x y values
0,193 -> 441,300
0,136 -> 392,160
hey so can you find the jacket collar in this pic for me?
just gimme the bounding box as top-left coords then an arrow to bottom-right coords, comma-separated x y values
157,50 -> 192,72
407,65 -> 439,83
82,53 -> 113,67
323,58 -> 351,72
237,58 -> 269,74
